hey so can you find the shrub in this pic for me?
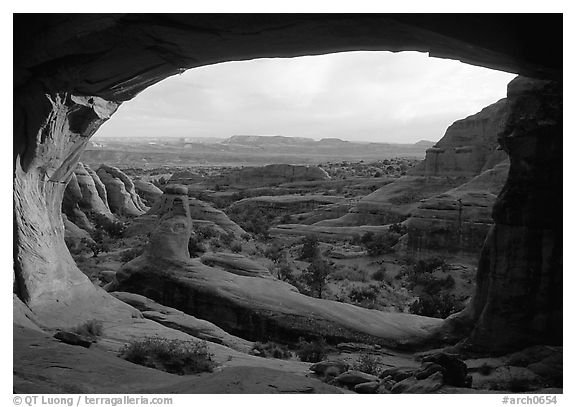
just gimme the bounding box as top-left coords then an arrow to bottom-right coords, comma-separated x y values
353,354 -> 382,376
72,319 -> 103,339
264,243 -> 285,263
299,235 -> 320,260
82,237 -> 110,258
194,224 -> 216,240
296,337 -> 329,363
220,232 -> 234,247
363,232 -> 401,256
389,222 -> 407,235
408,293 -> 466,319
120,247 -> 143,263
188,235 -> 206,257
348,284 -> 380,305
252,342 -> 291,359
120,337 -> 215,375
89,212 -> 125,238
230,242 -> 243,253
372,268 -> 387,282
275,260 -> 294,282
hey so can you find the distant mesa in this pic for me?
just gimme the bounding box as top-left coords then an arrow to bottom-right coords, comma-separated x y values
222,135 -> 316,146
414,140 -> 436,147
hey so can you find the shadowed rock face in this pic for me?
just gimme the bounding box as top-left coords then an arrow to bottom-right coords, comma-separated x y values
13,15 -> 561,353
441,77 -> 562,353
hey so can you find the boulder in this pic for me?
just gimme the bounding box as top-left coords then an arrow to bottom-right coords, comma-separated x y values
379,366 -> 417,382
391,371 -> 444,393
354,381 -> 380,393
96,165 -> 148,217
310,360 -> 349,376
334,370 -> 379,386
421,352 -> 468,387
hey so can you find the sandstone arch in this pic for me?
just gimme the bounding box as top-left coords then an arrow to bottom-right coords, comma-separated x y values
13,14 -> 562,352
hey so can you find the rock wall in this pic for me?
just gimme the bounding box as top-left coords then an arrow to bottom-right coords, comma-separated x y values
96,165 -> 148,217
405,160 -> 509,255
413,99 -> 509,177
441,77 -> 562,353
188,197 -> 246,237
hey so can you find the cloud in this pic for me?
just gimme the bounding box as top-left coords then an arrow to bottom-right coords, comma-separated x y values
96,51 -> 516,143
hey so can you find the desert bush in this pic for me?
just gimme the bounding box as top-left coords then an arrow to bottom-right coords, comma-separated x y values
409,293 -> 465,319
362,231 -> 401,256
353,354 -> 382,376
82,236 -> 110,258
89,212 -> 125,238
188,235 -> 206,257
371,267 -> 388,282
296,337 -> 329,363
220,232 -> 234,247
389,222 -> 407,235
348,284 -> 380,305
252,341 -> 291,359
72,319 -> 103,339
120,247 -> 143,263
264,243 -> 285,263
331,267 -> 369,282
230,242 -> 243,253
193,224 -> 217,240
299,235 -> 320,260
120,337 -> 215,375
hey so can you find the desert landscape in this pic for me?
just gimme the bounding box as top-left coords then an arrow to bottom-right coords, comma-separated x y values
13,14 -> 562,395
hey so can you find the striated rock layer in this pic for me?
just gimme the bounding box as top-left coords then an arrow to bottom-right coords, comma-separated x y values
405,160 -> 510,255
412,99 -> 509,177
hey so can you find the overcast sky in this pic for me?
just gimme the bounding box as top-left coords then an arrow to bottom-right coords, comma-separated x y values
96,51 -> 516,143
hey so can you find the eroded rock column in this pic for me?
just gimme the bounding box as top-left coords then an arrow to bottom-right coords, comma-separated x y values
446,77 -> 562,353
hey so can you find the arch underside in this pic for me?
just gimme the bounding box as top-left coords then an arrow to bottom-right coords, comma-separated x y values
13,14 -> 562,353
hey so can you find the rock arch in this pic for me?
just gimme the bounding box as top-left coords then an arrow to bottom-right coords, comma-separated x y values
13,14 -> 562,352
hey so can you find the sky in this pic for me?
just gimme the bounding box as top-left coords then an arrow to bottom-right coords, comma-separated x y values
96,51 -> 516,144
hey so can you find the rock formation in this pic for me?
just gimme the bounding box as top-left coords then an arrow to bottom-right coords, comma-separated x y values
12,14 -> 561,370
324,98 -> 511,229
200,253 -> 273,279
188,197 -> 246,237
412,99 -> 509,177
116,188 -> 442,347
320,176 -> 463,227
439,77 -> 562,353
96,165 -> 148,217
405,160 -> 510,255
62,162 -> 114,229
133,179 -> 163,206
